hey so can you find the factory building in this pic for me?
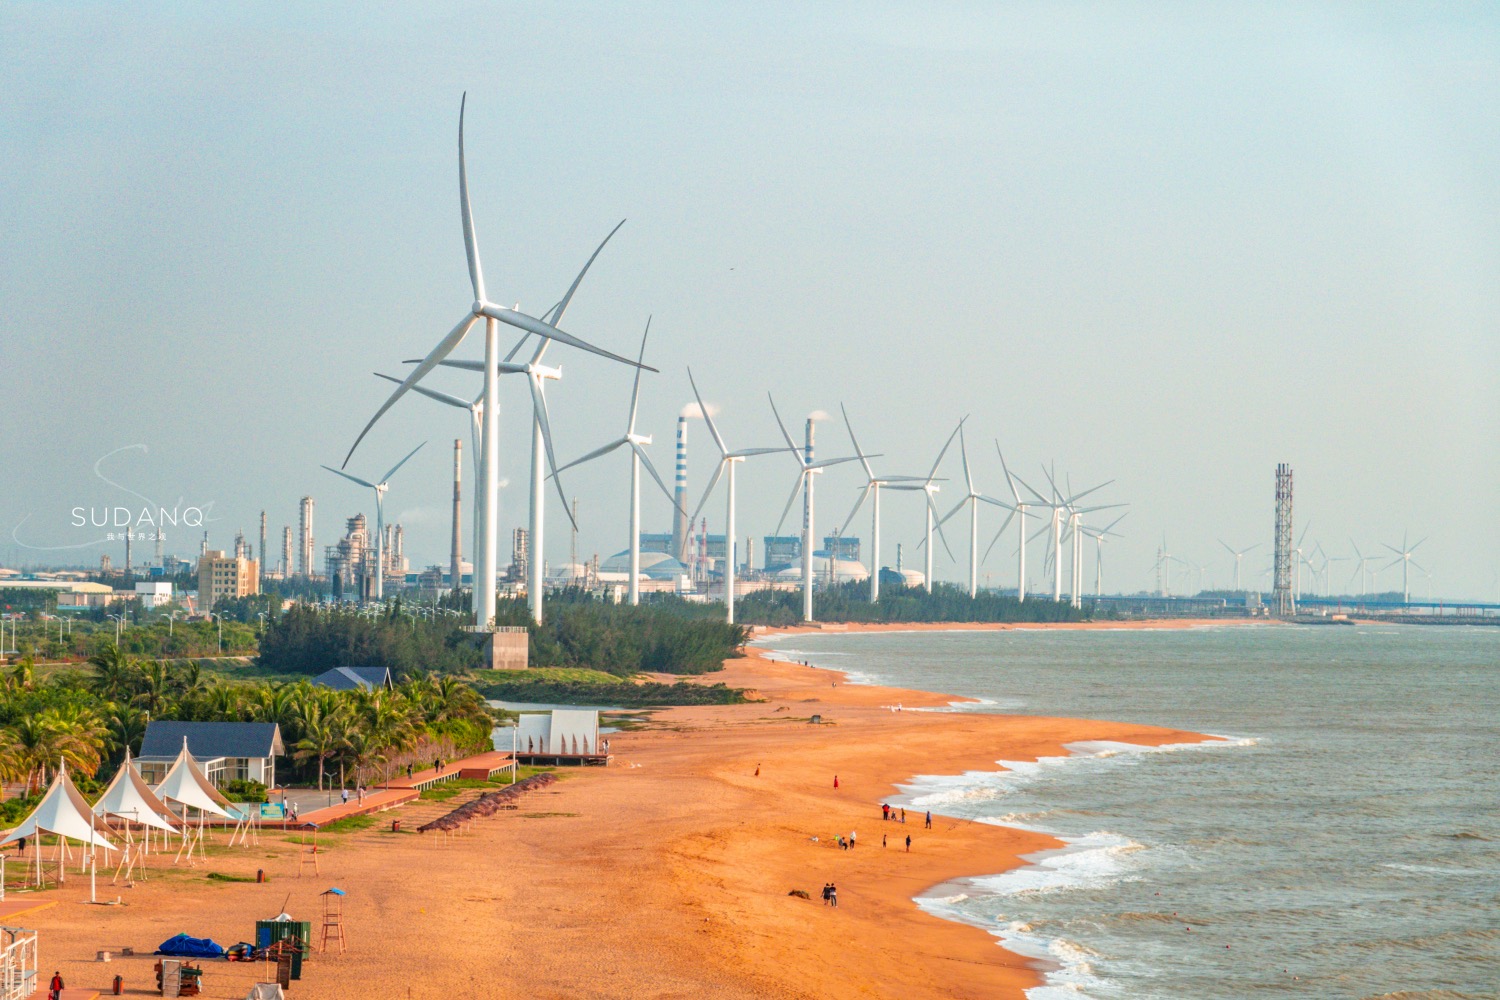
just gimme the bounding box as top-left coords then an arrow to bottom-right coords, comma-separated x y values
197,550 -> 260,612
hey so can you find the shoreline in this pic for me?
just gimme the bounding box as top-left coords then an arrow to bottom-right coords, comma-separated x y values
22,620 -> 1226,998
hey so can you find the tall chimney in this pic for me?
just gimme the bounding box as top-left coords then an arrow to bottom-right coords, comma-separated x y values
451,438 -> 463,589
282,526 -> 292,578
671,415 -> 689,562
299,496 -> 315,577
259,511 -> 268,585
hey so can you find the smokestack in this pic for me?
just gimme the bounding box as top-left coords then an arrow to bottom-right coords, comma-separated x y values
282,526 -> 292,578
804,417 -> 815,464
299,496 -> 315,577
259,511 -> 268,584
451,438 -> 463,589
671,415 -> 689,562
124,525 -> 132,574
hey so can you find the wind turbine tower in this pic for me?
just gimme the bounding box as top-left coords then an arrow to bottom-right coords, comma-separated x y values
451,438 -> 463,591
672,416 -> 689,563
803,417 -> 816,622
1273,463 -> 1295,616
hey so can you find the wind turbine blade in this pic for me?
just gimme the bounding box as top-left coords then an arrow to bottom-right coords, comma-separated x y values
1219,539 -> 1236,557
767,394 -> 801,459
635,445 -> 679,511
687,367 -> 728,457
1027,519 -> 1050,545
839,484 -> 872,538
1296,521 -> 1312,547
321,465 -> 376,490
928,493 -> 955,560
958,426 -> 974,495
529,374 -> 574,529
994,442 -> 1022,505
478,305 -> 656,371
1065,479 -> 1114,506
689,461 -> 727,527
458,94 -> 485,304
936,497 -> 966,529
1380,542 -> 1403,556
841,404 -> 874,480
1009,470 -> 1049,506
502,331 -> 531,363
626,316 -> 651,434
375,373 -> 471,410
553,438 -> 627,477
380,441 -> 427,485
808,456 -> 862,470
551,218 -> 626,326
344,313 -> 476,467
928,418 -> 966,480
728,446 -> 791,459
1409,558 -> 1427,574
421,358 -> 529,375
981,520 -> 1009,564
772,475 -> 804,537
1101,513 -> 1128,535
1411,537 -> 1428,553
1381,555 -> 1404,571
977,496 -> 1016,511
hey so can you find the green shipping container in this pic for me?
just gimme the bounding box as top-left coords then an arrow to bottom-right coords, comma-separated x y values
255,919 -> 310,979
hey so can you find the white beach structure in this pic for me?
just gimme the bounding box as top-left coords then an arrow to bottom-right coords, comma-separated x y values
153,739 -> 235,863
514,710 -> 603,761
93,749 -> 178,881
1,763 -> 116,888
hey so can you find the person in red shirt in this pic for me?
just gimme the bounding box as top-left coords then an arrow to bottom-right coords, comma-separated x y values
48,971 -> 64,1000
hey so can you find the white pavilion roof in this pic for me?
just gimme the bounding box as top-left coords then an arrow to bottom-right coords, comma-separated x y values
94,750 -> 179,832
1,764 -> 118,850
153,739 -> 234,819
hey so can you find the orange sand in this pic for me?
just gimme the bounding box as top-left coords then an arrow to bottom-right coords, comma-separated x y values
20,622 -> 1230,999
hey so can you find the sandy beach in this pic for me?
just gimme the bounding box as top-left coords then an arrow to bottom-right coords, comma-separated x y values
17,622 -> 1229,999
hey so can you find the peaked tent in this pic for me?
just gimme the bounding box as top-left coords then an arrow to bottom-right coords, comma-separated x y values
153,739 -> 234,820
0,764 -> 117,850
95,750 -> 179,832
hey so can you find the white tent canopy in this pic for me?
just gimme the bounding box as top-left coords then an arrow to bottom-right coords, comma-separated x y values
1,763 -> 118,850
153,739 -> 234,819
95,750 -> 179,833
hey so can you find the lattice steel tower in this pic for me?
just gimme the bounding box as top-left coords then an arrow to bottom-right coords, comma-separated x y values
1273,464 -> 1294,616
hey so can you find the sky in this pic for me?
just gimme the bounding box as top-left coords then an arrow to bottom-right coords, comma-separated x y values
3,2 -> 1498,600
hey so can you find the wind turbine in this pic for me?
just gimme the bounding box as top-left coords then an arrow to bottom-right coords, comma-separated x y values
838,405 -> 925,603
768,396 -> 860,622
1381,532 -> 1427,605
344,96 -> 646,634
981,445 -> 1038,601
1029,467 -> 1114,605
1347,540 -> 1377,597
888,421 -> 963,593
1082,514 -> 1127,598
1291,522 -> 1313,602
1218,540 -> 1260,592
551,319 -> 678,607
374,374 -> 485,598
686,370 -> 789,624
412,220 -> 628,624
936,426 -> 1016,598
321,443 -> 425,602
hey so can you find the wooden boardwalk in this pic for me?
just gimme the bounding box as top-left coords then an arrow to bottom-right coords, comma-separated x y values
290,749 -> 516,827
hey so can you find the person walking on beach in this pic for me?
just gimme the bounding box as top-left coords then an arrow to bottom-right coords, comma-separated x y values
850,830 -> 857,848
822,883 -> 833,906
882,833 -> 887,848
48,971 -> 63,1000
357,785 -> 365,805
829,882 -> 838,908
905,834 -> 912,852
925,810 -> 932,829
882,803 -> 890,821
755,764 -> 761,777
833,775 -> 839,790
900,808 -> 906,823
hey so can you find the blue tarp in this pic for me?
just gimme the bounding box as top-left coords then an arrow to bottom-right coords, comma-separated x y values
156,933 -> 226,958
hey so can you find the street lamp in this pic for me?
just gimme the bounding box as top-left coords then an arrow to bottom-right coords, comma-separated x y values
167,608 -> 179,636
106,613 -> 125,646
209,613 -> 223,654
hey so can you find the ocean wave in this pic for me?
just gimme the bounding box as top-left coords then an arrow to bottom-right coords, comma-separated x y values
974,831 -> 1146,897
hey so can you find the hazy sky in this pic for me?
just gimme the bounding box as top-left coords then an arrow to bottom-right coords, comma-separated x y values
3,3 -> 1497,599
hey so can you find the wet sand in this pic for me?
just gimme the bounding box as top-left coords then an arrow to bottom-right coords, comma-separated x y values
20,623 -> 1226,999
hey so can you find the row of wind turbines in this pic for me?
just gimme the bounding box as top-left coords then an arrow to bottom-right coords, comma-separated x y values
1167,529 -> 1430,604
326,96 -> 1125,631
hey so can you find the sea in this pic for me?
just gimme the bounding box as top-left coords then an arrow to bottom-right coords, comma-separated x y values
755,624 -> 1498,1000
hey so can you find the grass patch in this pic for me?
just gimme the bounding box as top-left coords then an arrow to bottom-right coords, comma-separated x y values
518,811 -> 579,819
488,666 -> 627,685
206,871 -> 259,883
318,814 -> 376,833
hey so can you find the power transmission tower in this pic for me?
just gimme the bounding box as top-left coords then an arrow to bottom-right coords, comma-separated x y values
1273,464 -> 1294,616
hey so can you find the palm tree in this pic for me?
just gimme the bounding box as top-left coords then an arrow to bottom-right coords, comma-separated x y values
7,655 -> 36,693
133,660 -> 176,718
292,703 -> 349,791
87,644 -> 136,701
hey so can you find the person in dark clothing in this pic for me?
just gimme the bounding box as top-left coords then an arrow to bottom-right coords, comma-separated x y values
48,971 -> 64,1000
905,834 -> 912,852
925,810 -> 932,829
